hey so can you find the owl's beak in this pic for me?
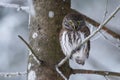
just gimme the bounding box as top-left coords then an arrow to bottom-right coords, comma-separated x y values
73,25 -> 75,30
73,25 -> 77,30
70,21 -> 76,30
71,23 -> 76,30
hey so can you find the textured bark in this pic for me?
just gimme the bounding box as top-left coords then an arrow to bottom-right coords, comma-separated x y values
28,0 -> 72,80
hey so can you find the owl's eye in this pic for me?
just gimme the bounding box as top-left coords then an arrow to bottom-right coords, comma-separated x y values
68,20 -> 73,25
77,21 -> 81,25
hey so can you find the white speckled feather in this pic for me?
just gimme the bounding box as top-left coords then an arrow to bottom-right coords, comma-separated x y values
60,30 -> 88,65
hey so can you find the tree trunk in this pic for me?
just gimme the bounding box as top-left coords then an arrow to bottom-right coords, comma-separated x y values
28,0 -> 72,80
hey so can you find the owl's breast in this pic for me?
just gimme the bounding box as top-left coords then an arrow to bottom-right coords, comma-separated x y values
60,31 -> 84,56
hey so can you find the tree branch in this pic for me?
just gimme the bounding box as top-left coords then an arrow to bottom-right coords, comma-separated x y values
104,76 -> 110,80
102,0 -> 108,22
18,35 -> 43,65
80,12 -> 120,40
0,2 -> 29,12
76,4 -> 120,51
72,69 -> 120,77
0,71 -> 26,77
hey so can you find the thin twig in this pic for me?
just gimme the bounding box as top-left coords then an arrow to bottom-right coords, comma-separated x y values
88,24 -> 101,41
0,71 -> 26,77
100,31 -> 120,49
103,0 -> 108,22
72,7 -> 120,40
80,4 -> 120,46
79,12 -> 120,40
73,69 -> 120,77
104,76 -> 110,80
0,2 -> 29,12
56,65 -> 67,80
97,0 -> 108,41
18,35 -> 43,65
93,0 -> 108,43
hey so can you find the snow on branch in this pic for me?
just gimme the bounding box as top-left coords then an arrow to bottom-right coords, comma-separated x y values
0,71 -> 26,77
72,69 -> 120,77
0,2 -> 29,12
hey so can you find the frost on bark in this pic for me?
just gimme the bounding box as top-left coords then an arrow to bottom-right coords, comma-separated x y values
28,0 -> 72,80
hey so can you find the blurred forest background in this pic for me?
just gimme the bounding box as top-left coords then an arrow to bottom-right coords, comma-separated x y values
0,0 -> 120,80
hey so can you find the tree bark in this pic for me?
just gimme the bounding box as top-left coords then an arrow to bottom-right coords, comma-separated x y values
28,0 -> 72,80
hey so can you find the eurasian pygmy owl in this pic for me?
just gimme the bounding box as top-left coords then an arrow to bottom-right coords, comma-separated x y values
59,13 -> 90,65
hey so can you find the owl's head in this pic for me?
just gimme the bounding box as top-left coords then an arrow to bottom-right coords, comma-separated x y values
62,13 -> 85,31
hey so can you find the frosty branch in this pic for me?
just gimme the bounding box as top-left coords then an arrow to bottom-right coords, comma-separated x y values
80,12 -> 120,40
0,71 -> 26,77
102,0 -> 108,21
72,69 -> 120,77
0,35 -> 43,78
18,35 -> 43,65
0,2 -> 29,12
80,10 -> 120,49
79,4 -> 120,50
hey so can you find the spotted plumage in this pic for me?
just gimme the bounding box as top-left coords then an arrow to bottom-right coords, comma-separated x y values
59,13 -> 90,65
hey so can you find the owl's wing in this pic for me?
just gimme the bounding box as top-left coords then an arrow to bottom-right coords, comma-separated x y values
59,29 -> 65,43
81,26 -> 90,58
59,29 -> 68,56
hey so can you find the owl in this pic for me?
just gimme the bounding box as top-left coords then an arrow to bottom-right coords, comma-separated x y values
59,13 -> 90,65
